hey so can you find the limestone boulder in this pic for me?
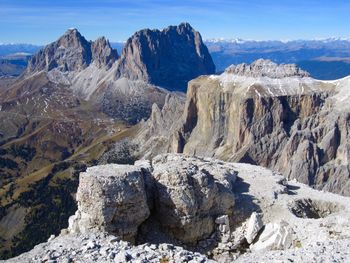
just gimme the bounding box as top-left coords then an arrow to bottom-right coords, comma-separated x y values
151,154 -> 237,243
250,220 -> 293,251
245,212 -> 263,244
68,164 -> 150,242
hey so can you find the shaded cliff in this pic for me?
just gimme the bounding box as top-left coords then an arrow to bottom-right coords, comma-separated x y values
115,22 -> 215,92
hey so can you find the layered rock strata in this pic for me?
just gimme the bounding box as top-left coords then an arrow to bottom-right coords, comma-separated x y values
137,60 -> 350,195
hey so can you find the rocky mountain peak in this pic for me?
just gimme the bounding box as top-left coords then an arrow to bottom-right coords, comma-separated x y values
27,28 -> 92,73
63,28 -> 80,37
26,29 -> 119,74
225,59 -> 310,78
115,23 -> 216,92
91,37 -> 118,69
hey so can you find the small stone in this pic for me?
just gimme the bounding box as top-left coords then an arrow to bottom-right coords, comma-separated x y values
149,244 -> 157,250
86,240 -> 97,249
245,212 -> 263,244
47,235 -> 55,242
215,215 -> 229,225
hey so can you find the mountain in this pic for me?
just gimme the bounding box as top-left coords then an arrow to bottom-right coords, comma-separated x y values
0,44 -> 41,78
136,60 -> 350,196
205,38 -> 350,79
0,23 -> 215,259
0,44 -> 41,57
26,29 -> 118,73
115,22 -> 215,92
0,53 -> 32,78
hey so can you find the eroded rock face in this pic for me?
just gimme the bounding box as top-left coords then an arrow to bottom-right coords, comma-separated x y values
27,29 -> 93,73
115,22 -> 216,92
68,154 -> 237,245
91,37 -> 118,69
135,93 -> 186,158
151,154 -> 237,243
137,61 -> 350,195
68,164 -> 150,242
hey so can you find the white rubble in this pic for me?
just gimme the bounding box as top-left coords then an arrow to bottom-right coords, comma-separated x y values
245,212 -> 263,244
5,232 -> 215,263
250,220 -> 293,251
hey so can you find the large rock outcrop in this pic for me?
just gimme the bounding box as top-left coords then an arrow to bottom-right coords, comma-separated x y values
115,22 -> 216,92
7,154 -> 350,262
68,164 -> 150,242
151,154 -> 237,243
91,37 -> 118,69
68,154 -> 238,245
137,60 -> 350,196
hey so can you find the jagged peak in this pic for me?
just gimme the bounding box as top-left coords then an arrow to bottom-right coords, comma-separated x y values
130,23 -> 196,38
92,36 -> 113,49
61,28 -> 84,40
116,23 -> 215,92
225,59 -> 310,78
94,36 -> 107,43
91,36 -> 118,68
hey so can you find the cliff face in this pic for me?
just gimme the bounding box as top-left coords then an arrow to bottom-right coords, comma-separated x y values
138,61 -> 350,196
115,22 -> 216,92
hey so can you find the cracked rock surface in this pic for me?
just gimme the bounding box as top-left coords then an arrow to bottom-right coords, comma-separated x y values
5,154 -> 350,262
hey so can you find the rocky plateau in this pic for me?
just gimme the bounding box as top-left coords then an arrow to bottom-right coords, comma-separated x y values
5,154 -> 350,262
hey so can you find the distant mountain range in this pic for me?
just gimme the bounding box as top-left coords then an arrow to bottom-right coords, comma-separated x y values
204,38 -> 350,80
2,37 -> 350,80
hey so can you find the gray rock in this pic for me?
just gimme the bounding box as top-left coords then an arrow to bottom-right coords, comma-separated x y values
91,37 -> 118,69
137,60 -> 350,196
115,22 -> 215,92
68,164 -> 150,242
225,59 -> 310,78
250,220 -> 293,251
151,154 -> 237,243
27,28 -> 118,74
245,212 -> 263,244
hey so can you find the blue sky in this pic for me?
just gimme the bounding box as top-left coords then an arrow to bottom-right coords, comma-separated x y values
0,0 -> 350,44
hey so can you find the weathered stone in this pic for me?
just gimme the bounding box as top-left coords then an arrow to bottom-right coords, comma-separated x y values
225,59 -> 310,78
245,212 -> 263,244
68,164 -> 150,242
151,154 -> 236,243
250,220 -> 293,251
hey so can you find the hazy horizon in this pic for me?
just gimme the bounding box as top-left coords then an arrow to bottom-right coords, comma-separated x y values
1,30 -> 350,46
